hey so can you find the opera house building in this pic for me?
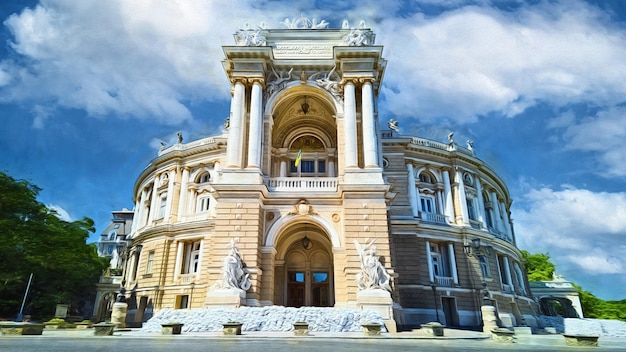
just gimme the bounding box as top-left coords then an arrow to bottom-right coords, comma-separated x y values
95,18 -> 540,330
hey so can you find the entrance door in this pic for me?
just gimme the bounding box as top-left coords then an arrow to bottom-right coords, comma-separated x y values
287,271 -> 305,307
286,271 -> 330,307
442,297 -> 459,326
283,244 -> 333,307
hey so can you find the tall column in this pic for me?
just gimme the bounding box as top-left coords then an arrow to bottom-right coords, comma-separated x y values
504,256 -> 513,289
147,174 -> 160,224
443,170 -> 454,223
140,189 -> 149,227
343,80 -> 358,168
328,157 -> 335,177
177,167 -> 190,220
361,79 -> 378,167
475,177 -> 487,229
407,164 -> 419,217
501,202 -> 513,241
456,169 -> 470,225
195,240 -> 204,279
214,161 -> 221,183
280,159 -> 287,177
164,169 -> 176,221
436,191 -> 444,215
448,243 -> 458,285
131,192 -> 144,234
426,240 -> 434,283
247,79 -> 263,168
226,80 -> 246,168
490,191 -> 503,233
173,241 -> 184,281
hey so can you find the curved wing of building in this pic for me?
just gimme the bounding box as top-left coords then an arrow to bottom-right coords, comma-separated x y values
95,18 -> 540,330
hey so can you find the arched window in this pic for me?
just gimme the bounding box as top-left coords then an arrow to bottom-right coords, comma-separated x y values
289,135 -> 329,177
417,171 -> 439,215
197,172 -> 210,184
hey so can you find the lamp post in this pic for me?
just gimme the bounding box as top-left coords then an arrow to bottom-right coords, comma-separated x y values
115,238 -> 132,303
431,283 -> 440,323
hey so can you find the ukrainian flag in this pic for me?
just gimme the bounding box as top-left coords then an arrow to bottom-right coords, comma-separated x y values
295,150 -> 302,167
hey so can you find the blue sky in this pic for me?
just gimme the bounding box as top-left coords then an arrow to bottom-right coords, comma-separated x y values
1,0 -> 625,301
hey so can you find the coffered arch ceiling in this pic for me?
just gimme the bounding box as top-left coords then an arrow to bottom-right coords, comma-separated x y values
270,86 -> 337,149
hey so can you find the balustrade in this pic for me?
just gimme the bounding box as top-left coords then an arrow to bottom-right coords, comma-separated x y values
265,177 -> 338,192
421,212 -> 448,224
435,276 -> 454,287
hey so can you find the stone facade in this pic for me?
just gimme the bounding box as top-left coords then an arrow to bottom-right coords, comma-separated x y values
110,19 -> 539,329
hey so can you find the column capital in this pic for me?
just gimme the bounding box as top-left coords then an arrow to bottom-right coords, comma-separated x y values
359,77 -> 376,85
231,77 -> 248,86
341,78 -> 358,87
249,78 -> 265,87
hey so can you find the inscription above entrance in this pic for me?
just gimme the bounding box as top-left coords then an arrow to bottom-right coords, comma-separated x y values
272,42 -> 335,59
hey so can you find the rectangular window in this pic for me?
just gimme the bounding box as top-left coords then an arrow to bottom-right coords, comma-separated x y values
197,196 -> 210,212
289,271 -> 305,283
176,295 -> 189,309
317,160 -> 326,173
479,255 -> 490,278
158,193 -> 167,219
182,241 -> 202,274
421,197 -> 435,213
467,198 -> 477,220
485,207 -> 494,228
313,272 -> 328,283
430,243 -> 450,278
301,160 -> 315,173
146,251 -> 155,274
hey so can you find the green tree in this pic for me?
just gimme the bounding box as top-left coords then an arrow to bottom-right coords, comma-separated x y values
0,171 -> 109,320
522,249 -> 626,321
521,250 -> 555,281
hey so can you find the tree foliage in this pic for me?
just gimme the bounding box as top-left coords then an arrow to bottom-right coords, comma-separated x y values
521,250 -> 555,281
0,171 -> 109,320
522,249 -> 626,321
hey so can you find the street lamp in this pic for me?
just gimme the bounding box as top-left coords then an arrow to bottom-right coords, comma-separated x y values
431,283 -> 440,323
115,238 -> 139,303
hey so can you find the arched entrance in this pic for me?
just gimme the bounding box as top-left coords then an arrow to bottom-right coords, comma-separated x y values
274,220 -> 334,307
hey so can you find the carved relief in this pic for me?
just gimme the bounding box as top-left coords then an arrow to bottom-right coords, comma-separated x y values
289,200 -> 316,215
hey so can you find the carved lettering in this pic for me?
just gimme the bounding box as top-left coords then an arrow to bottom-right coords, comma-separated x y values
273,44 -> 333,59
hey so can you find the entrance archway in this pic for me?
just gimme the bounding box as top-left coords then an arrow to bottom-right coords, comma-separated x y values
274,221 -> 334,307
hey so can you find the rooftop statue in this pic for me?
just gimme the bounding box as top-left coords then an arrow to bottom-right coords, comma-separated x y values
388,119 -> 399,133
354,239 -> 391,292
283,15 -> 329,29
342,20 -> 375,46
234,23 -> 267,46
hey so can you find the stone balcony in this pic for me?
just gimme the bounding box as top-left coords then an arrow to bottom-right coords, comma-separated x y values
420,212 -> 448,225
265,177 -> 339,192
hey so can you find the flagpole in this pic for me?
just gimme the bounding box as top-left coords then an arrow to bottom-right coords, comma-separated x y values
17,273 -> 33,322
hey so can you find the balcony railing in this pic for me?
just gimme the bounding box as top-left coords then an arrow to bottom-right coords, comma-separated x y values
435,276 -> 454,287
421,212 -> 448,224
265,177 -> 338,192
179,273 -> 197,284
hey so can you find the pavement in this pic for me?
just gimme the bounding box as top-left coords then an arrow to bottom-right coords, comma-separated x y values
3,327 -> 626,351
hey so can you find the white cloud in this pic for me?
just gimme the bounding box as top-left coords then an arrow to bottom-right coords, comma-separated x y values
1,0 -> 244,124
514,186 -> 626,292
48,204 -> 72,221
3,1 -> 625,128
557,106 -> 626,177
377,1 -> 626,122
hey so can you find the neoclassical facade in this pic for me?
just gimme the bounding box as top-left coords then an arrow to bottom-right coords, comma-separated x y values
108,19 -> 539,329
